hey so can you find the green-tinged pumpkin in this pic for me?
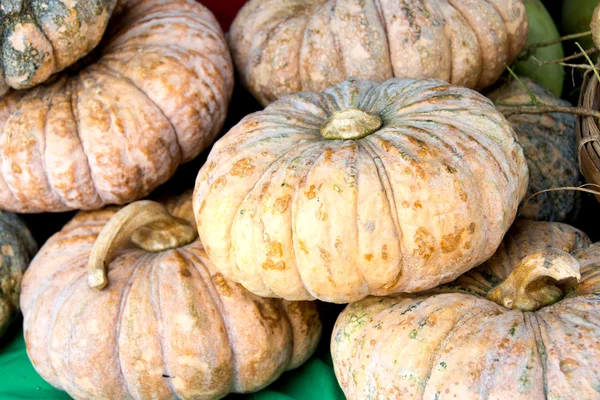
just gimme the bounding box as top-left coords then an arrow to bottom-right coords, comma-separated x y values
193,77 -> 529,303
514,0 -> 564,96
562,0 -> 598,50
332,219 -> 600,399
21,193 -> 321,400
487,77 -> 581,222
0,0 -> 117,94
229,0 -> 528,106
0,211 -> 36,338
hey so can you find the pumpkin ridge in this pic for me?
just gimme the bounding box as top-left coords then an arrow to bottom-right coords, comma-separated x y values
351,142 -> 371,293
38,84 -> 68,209
69,75 -> 104,205
93,60 -> 184,161
44,268 -> 89,390
418,299 -> 499,396
181,246 -> 239,390
358,139 -> 403,277
148,252 -> 178,397
228,140 -> 321,292
114,251 -> 148,397
527,312 -> 550,397
279,142 -> 333,298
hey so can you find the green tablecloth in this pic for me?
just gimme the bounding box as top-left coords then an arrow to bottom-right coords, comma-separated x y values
0,304 -> 346,400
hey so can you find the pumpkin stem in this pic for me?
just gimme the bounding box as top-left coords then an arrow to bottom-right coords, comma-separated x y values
87,200 -> 197,290
320,108 -> 382,140
487,248 -> 581,312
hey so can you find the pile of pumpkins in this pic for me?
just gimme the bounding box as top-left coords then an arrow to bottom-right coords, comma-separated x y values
1,0 -> 600,399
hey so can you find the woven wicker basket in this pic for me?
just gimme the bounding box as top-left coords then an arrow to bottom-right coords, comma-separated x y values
577,67 -> 600,202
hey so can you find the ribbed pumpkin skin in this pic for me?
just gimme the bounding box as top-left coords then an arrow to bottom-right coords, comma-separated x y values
0,0 -> 117,94
193,78 -> 529,303
488,78 -> 582,222
0,0 -> 234,213
20,195 -> 321,400
332,220 -> 600,399
0,211 -> 36,338
229,0 -> 528,106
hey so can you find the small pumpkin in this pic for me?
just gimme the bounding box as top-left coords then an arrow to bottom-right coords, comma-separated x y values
0,0 -> 117,95
0,210 -> 36,338
332,219 -> 600,399
487,77 -> 582,222
0,0 -> 234,213
193,77 -> 529,303
229,0 -> 528,106
21,193 -> 321,400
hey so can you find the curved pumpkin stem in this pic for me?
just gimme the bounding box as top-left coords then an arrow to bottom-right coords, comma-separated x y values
320,108 -> 382,140
487,248 -> 581,312
87,200 -> 197,290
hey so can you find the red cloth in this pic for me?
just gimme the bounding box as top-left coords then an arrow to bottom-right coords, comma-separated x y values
199,0 -> 248,31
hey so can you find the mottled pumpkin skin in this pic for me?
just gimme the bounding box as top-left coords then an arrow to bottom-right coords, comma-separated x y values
229,0 -> 528,106
20,194 -> 321,400
488,78 -> 582,222
0,0 -> 117,94
332,220 -> 600,399
193,78 -> 529,303
0,0 -> 234,213
0,211 -> 36,337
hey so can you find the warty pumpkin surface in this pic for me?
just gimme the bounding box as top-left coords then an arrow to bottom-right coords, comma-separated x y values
332,220 -> 600,399
488,77 -> 582,222
193,77 -> 529,303
0,0 -> 117,95
229,0 -> 529,106
0,0 -> 234,213
0,210 -> 36,338
20,193 -> 321,400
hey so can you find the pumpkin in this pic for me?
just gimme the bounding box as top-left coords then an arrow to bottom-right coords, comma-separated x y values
562,0 -> 598,50
513,0 -> 564,96
0,0 -> 117,95
20,193 -> 321,400
193,77 -> 529,303
0,0 -> 234,213
228,0 -> 528,106
332,219 -> 600,399
0,211 -> 36,338
487,77 -> 581,222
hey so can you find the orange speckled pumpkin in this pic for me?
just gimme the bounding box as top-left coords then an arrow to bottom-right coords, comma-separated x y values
0,0 -> 117,94
488,77 -> 582,222
229,0 -> 528,106
332,220 -> 600,399
0,0 -> 233,213
193,77 -> 529,303
20,193 -> 321,400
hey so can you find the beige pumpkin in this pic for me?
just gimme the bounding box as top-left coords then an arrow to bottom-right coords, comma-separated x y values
0,0 -> 117,95
332,220 -> 600,399
0,0 -> 233,213
193,77 -> 529,303
229,0 -> 528,106
20,193 -> 321,400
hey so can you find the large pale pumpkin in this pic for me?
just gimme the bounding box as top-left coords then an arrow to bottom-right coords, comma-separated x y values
332,220 -> 600,399
0,211 -> 36,338
0,0 -> 117,95
20,193 -> 321,400
488,77 -> 582,222
193,77 -> 529,303
229,0 -> 528,106
0,0 -> 233,213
